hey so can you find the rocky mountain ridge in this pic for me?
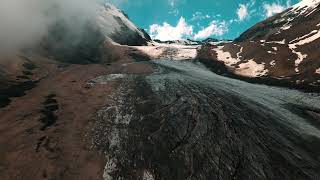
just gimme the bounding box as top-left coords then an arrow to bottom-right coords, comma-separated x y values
40,3 -> 150,64
197,0 -> 320,91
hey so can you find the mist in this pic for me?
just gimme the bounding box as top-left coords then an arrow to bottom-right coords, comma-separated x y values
0,0 -> 104,54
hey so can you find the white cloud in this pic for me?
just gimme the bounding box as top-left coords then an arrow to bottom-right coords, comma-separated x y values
168,0 -> 177,7
169,9 -> 179,16
149,16 -> 228,41
0,0 -> 100,53
149,17 -> 193,41
263,3 -> 286,17
191,11 -> 211,21
237,4 -> 249,21
286,0 -> 292,7
194,21 -> 228,39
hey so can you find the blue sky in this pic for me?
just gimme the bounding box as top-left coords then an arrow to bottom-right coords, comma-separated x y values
108,0 -> 300,40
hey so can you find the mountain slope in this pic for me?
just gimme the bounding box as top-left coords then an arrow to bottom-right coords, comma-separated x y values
97,3 -> 151,45
42,3 -> 150,64
198,0 -> 320,91
0,4 -> 152,180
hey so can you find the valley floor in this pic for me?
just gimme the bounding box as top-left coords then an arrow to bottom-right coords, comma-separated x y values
1,52 -> 320,180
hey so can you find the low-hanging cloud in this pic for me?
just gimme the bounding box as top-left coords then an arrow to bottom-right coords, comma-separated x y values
0,0 -> 103,54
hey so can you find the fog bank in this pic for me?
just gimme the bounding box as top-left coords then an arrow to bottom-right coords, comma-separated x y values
0,0 -> 103,54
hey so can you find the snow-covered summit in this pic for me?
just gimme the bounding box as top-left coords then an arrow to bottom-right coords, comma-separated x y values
292,0 -> 320,9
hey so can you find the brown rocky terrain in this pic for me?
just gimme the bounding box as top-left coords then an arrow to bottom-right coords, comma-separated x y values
0,43 -> 154,180
0,3 -> 152,179
197,0 -> 320,91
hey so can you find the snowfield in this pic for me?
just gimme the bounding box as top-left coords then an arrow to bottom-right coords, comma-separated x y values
235,59 -> 268,77
132,42 -> 199,60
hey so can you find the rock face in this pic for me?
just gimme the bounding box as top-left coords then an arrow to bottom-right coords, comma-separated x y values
198,0 -> 320,91
97,4 -> 151,46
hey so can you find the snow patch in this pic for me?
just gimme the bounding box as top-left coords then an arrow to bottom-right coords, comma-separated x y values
213,46 -> 269,77
276,0 -> 320,36
236,47 -> 244,59
289,44 -> 307,73
290,30 -> 320,45
265,40 -> 286,44
267,51 -> 277,54
292,0 -> 320,10
143,170 -> 155,180
235,59 -> 269,77
281,24 -> 292,31
214,46 -> 240,65
291,0 -> 320,16
288,29 -> 320,72
270,60 -> 276,66
133,46 -> 165,59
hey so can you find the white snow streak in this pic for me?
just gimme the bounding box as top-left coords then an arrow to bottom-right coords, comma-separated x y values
289,29 -> 320,72
270,60 -> 276,66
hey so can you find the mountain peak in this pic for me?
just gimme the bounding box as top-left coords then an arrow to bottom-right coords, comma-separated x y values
293,0 -> 320,8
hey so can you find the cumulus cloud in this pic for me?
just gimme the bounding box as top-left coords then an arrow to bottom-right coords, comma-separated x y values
0,0 -> 101,54
263,3 -> 286,17
149,17 -> 193,41
237,4 -> 249,21
149,17 -> 228,41
194,21 -> 228,39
